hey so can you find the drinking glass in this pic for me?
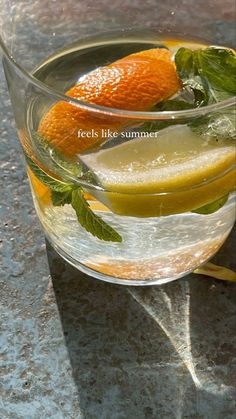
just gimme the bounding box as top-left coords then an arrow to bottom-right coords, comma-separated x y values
1,0 -> 235,285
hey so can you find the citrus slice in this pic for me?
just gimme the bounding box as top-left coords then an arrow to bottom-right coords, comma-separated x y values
27,168 -> 51,208
81,125 -> 236,217
38,48 -> 181,156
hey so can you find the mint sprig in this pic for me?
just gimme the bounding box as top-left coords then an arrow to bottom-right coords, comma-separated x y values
51,190 -> 72,206
26,154 -> 122,242
175,46 -> 236,139
194,47 -> 236,94
71,189 -> 122,242
31,131 -> 82,178
25,155 -> 73,192
175,46 -> 236,96
143,46 -> 236,140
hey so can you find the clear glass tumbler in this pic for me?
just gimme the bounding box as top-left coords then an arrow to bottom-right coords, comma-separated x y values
1,0 -> 235,285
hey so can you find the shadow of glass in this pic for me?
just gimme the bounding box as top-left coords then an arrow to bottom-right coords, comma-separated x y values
186,226 -> 236,416
46,226 -> 236,419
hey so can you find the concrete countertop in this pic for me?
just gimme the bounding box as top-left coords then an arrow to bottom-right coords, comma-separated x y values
1,1 -> 236,417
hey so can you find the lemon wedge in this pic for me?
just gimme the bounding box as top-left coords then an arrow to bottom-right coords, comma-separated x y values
82,126 -> 236,217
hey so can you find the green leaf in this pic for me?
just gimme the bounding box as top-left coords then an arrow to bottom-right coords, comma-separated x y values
176,46 -> 236,95
31,131 -> 82,177
195,47 -> 236,94
141,46 -> 236,138
26,153 -> 122,242
174,46 -> 236,140
192,195 -> 229,215
25,154 -> 72,192
51,190 -> 72,206
71,189 -> 122,242
175,47 -> 195,78
175,46 -> 236,103
175,48 -> 210,108
31,131 -> 99,185
183,76 -> 209,107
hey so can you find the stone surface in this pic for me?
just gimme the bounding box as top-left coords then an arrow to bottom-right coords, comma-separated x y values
0,1 -> 236,418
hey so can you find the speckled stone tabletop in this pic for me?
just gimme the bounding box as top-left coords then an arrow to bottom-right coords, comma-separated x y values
1,1 -> 236,418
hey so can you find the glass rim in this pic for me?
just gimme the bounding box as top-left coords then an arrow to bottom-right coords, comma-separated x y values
1,34 -> 235,121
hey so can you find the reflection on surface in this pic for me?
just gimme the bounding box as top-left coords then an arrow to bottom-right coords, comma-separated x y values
129,280 -> 236,401
129,282 -> 202,389
47,226 -> 236,418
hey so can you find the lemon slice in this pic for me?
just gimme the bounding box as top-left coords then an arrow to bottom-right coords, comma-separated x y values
82,125 -> 236,217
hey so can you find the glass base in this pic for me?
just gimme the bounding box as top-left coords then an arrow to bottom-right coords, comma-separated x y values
46,234 -> 195,286
35,193 -> 235,286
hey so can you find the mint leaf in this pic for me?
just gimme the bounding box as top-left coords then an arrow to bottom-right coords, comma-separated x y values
175,46 -> 236,104
141,46 -> 235,137
51,190 -> 72,206
157,99 -> 194,111
183,77 -> 209,107
144,47 -> 211,134
192,195 -> 229,215
175,47 -> 195,78
175,48 -> 210,108
26,153 -> 122,242
195,47 -> 236,94
31,131 -> 82,178
174,46 -> 236,140
25,154 -> 72,192
175,46 -> 236,95
71,189 -> 122,242
31,131 -> 99,185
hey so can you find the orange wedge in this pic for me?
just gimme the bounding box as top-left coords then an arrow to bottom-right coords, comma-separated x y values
28,168 -> 51,207
38,48 -> 181,156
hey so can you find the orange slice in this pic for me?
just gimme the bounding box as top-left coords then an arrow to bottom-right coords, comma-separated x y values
28,168 -> 51,207
38,48 -> 181,156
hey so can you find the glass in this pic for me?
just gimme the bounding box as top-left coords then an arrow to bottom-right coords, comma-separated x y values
1,0 -> 235,285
